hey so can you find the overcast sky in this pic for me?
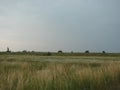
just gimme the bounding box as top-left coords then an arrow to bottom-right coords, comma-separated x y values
0,0 -> 120,52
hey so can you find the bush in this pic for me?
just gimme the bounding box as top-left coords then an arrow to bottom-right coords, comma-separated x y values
85,50 -> 90,53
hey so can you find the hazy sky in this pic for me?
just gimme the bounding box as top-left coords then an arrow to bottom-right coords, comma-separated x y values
0,0 -> 120,52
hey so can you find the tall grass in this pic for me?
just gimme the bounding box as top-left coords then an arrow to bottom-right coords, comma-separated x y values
0,56 -> 120,90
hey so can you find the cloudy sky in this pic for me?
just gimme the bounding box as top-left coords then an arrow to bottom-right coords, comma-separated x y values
0,0 -> 120,52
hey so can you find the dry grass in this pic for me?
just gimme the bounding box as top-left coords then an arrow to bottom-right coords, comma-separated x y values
0,55 -> 120,90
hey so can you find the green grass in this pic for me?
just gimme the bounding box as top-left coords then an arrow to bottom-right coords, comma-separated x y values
0,54 -> 120,90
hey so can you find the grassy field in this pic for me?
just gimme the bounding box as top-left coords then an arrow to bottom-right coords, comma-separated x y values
0,54 -> 120,90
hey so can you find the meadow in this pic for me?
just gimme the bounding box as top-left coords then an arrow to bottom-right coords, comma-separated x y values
0,53 -> 120,90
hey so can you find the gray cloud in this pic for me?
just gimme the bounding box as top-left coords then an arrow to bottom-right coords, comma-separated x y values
0,0 -> 120,52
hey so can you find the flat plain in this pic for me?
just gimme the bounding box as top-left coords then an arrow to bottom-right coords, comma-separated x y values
0,53 -> 120,90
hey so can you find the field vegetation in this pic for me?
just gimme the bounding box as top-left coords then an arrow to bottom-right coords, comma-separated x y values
0,54 -> 120,90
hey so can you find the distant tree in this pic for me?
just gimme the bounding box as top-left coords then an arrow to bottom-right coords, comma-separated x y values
7,47 -> 11,53
85,50 -> 89,53
22,50 -> 27,53
47,52 -> 52,56
102,51 -> 106,54
71,51 -> 73,54
31,51 -> 35,53
58,50 -> 63,53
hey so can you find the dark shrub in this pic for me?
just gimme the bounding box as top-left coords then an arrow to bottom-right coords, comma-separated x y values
47,52 -> 52,56
85,50 -> 89,53
102,51 -> 106,54
6,47 -> 11,53
58,50 -> 63,53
